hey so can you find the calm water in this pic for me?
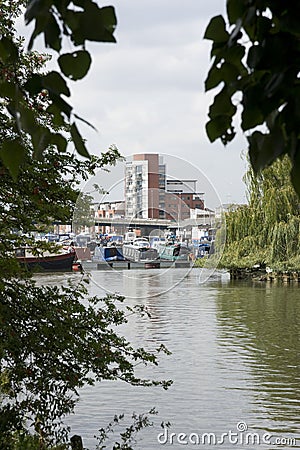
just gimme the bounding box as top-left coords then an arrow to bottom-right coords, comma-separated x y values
40,269 -> 300,449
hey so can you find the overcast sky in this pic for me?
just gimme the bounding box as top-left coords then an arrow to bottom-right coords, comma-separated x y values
20,1 -> 248,208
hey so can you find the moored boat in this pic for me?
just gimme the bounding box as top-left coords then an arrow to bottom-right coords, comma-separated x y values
157,242 -> 190,261
16,250 -> 76,272
122,238 -> 158,262
93,245 -> 125,262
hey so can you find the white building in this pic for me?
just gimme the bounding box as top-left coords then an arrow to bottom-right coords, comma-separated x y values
125,159 -> 149,218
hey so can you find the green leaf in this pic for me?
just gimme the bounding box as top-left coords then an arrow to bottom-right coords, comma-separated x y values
31,127 -> 51,159
0,80 -> 17,98
0,140 -> 25,179
27,12 -> 52,50
241,83 -> 267,130
227,0 -> 248,25
44,14 -> 62,51
100,5 -> 118,36
43,71 -> 70,97
205,63 -> 240,91
25,0 -> 48,24
58,51 -> 92,81
204,15 -> 229,43
0,37 -> 19,63
50,133 -> 68,153
70,123 -> 90,158
24,74 -> 43,95
224,45 -> 246,70
205,66 -> 221,91
70,5 -> 117,45
265,73 -> 285,97
241,105 -> 264,131
50,94 -> 72,119
18,105 -> 36,135
208,88 -> 236,118
248,128 -> 286,174
46,104 -> 65,126
206,116 -> 233,143
247,45 -> 264,69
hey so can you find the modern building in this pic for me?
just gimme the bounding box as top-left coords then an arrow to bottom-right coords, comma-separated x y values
125,153 -> 205,221
164,192 -> 205,221
125,154 -> 161,219
165,179 -> 197,194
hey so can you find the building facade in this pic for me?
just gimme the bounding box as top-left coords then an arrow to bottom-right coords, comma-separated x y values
125,154 -> 205,221
125,154 -> 162,219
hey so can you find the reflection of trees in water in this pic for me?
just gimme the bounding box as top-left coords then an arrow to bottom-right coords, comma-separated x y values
215,282 -> 300,432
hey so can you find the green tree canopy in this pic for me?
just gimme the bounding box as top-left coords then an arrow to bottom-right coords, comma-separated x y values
0,3 -> 171,449
220,156 -> 300,270
204,1 -> 300,196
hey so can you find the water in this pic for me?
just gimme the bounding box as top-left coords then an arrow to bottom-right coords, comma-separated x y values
41,269 -> 300,449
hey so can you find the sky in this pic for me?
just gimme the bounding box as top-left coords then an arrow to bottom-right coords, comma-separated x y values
19,1 -> 249,208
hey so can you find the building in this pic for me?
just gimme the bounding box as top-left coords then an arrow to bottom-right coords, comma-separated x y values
95,201 -> 125,234
96,201 -> 125,219
164,179 -> 204,220
125,153 -> 205,221
164,192 -> 205,221
125,154 -> 161,219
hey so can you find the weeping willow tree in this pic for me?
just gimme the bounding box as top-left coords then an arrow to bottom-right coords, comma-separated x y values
220,156 -> 300,271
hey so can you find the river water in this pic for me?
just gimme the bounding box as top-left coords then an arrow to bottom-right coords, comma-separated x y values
41,268 -> 300,449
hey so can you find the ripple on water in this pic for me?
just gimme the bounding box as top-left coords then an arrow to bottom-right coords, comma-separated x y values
34,269 -> 300,449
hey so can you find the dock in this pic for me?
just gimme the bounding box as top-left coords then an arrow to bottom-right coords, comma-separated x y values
82,259 -> 193,271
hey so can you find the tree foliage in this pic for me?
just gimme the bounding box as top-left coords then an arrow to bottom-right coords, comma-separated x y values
204,1 -> 300,196
220,156 -> 300,270
0,0 -> 117,177
0,3 -> 172,449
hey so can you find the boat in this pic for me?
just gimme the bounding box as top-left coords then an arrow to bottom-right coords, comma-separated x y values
150,236 -> 166,249
123,230 -> 137,244
16,249 -> 76,272
197,242 -> 211,258
156,242 -> 191,261
122,238 -> 158,262
93,244 -> 125,262
107,234 -> 123,246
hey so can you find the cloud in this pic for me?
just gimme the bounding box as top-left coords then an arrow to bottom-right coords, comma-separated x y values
16,1 -> 247,206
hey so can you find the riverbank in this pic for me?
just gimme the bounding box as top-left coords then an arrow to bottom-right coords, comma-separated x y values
229,267 -> 300,282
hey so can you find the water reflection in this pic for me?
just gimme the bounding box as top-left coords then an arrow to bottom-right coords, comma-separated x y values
35,270 -> 300,449
215,281 -> 300,438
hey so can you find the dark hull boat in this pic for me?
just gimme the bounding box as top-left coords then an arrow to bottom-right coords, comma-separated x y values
17,252 -> 76,272
93,245 -> 125,262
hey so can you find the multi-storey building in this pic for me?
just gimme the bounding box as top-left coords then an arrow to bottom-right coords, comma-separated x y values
164,178 -> 204,220
125,154 -> 205,221
125,154 -> 161,219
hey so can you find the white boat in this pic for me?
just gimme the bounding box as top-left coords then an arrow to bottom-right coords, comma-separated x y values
122,238 -> 158,262
124,230 -> 136,244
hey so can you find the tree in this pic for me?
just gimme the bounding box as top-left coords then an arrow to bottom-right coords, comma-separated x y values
0,0 -> 117,177
204,1 -> 300,196
219,156 -> 300,270
0,3 -> 171,449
